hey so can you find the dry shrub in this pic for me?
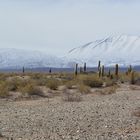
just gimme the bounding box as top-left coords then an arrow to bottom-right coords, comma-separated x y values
0,82 -> 9,97
6,77 -> 43,96
65,80 -> 77,89
30,73 -> 45,80
60,73 -> 74,81
20,83 -> 44,97
81,75 -> 103,88
78,84 -> 90,94
36,78 -> 49,86
0,73 -> 8,81
134,78 -> 140,86
104,78 -> 116,87
6,78 -> 20,91
119,73 -> 130,83
96,86 -> 117,95
29,73 -> 49,86
117,72 -> 140,85
47,79 -> 60,90
62,89 -> 82,102
6,77 -> 36,92
120,72 -> 140,85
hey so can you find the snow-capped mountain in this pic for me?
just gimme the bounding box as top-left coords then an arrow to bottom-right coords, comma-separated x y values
0,35 -> 140,69
65,35 -> 140,67
0,48 -> 63,69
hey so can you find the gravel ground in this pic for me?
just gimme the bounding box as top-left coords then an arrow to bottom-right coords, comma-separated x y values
0,84 -> 140,140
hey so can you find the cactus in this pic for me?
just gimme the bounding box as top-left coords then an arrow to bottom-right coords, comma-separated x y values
110,74 -> 113,79
128,65 -> 132,74
98,67 -> 101,78
80,67 -> 83,73
108,69 -> 111,77
101,65 -> 104,77
84,63 -> 87,72
98,60 -> 101,71
49,68 -> 52,73
75,63 -> 78,75
22,66 -> 25,74
130,71 -> 135,84
115,64 -> 119,76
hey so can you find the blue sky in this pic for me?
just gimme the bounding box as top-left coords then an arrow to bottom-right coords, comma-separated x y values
0,0 -> 140,55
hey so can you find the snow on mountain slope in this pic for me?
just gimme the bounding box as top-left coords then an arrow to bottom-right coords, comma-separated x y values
1,35 -> 140,69
0,48 -> 63,68
65,35 -> 140,67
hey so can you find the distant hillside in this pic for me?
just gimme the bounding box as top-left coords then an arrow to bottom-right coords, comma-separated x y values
0,48 -> 63,69
0,35 -> 140,69
64,35 -> 140,67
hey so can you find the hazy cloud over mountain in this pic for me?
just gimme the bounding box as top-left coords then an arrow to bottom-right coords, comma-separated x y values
0,0 -> 140,55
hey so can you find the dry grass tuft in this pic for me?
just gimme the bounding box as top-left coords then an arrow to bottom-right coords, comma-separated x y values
77,74 -> 103,88
78,84 -> 91,94
119,73 -> 130,83
0,82 -> 9,98
47,79 -> 60,90
21,84 -> 44,97
59,73 -> 74,81
62,89 -> 82,102
65,80 -> 77,89
104,78 -> 116,87
134,78 -> 140,86
96,86 -> 117,95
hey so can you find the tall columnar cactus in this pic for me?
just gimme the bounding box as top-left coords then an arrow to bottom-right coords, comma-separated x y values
22,66 -> 25,74
108,69 -> 111,77
84,63 -> 87,72
130,71 -> 135,84
115,64 -> 119,76
98,67 -> 101,78
128,65 -> 132,74
98,60 -> 101,71
80,67 -> 83,73
101,65 -> 104,77
49,68 -> 52,73
75,63 -> 78,75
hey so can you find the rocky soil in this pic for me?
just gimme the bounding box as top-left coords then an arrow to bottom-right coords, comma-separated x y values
0,84 -> 140,140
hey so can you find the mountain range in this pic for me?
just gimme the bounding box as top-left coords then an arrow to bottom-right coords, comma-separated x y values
65,35 -> 140,67
0,35 -> 140,69
0,48 -> 63,69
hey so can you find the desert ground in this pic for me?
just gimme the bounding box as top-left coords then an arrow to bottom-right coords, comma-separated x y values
0,72 -> 139,140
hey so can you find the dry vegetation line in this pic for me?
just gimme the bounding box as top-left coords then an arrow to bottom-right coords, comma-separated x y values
0,72 -> 140,139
